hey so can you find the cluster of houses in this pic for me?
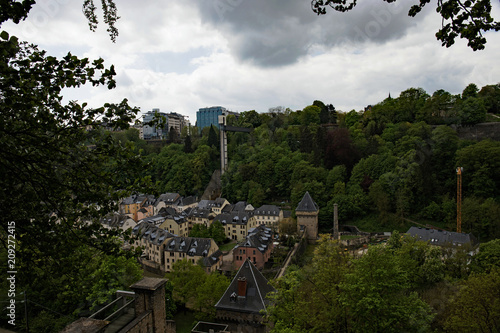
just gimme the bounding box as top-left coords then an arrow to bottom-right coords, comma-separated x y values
102,192 -> 297,275
76,191 -> 322,333
87,190 -> 479,333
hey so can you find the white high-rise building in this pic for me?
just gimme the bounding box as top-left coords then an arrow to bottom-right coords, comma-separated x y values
142,108 -> 169,140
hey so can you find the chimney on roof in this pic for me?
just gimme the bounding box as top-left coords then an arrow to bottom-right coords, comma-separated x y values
237,277 -> 247,297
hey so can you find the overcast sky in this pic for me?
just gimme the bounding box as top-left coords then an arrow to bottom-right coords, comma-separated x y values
3,0 -> 500,123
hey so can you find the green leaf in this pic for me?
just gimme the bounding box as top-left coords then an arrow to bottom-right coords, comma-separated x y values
0,30 -> 8,40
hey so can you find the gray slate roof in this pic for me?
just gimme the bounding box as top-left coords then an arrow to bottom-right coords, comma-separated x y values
165,214 -> 188,225
406,227 -> 478,247
182,207 -> 193,215
212,197 -> 227,207
221,204 -> 234,213
179,195 -> 197,206
100,213 -> 133,228
132,221 -> 174,246
156,193 -> 181,206
197,200 -> 211,209
199,198 -> 228,210
121,193 -> 148,205
188,207 -> 211,219
143,194 -> 156,206
215,259 -> 275,314
165,237 -> 215,258
214,211 -> 252,226
235,225 -> 273,253
221,201 -> 254,214
138,215 -> 166,226
296,191 -> 319,212
202,249 -> 223,268
232,201 -> 248,212
254,205 -> 280,216
158,206 -> 177,217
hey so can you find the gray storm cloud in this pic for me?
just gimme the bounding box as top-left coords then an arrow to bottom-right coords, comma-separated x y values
196,0 -> 431,67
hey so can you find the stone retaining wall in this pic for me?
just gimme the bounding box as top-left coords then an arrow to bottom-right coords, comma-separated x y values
454,122 -> 500,141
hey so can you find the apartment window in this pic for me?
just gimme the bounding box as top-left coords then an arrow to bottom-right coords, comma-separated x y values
242,249 -> 245,254
253,250 -> 256,255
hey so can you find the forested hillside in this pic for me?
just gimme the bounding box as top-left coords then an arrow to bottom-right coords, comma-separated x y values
266,234 -> 500,332
130,83 -> 500,241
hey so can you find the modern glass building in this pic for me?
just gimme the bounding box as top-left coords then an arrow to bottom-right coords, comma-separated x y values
196,106 -> 227,130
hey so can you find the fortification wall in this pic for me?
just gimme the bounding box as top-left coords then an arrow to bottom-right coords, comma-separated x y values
454,122 -> 500,141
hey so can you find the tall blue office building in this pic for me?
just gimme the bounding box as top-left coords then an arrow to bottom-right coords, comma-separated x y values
196,106 -> 227,131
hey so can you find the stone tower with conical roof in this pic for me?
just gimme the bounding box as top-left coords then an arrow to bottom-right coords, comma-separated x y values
296,191 -> 319,242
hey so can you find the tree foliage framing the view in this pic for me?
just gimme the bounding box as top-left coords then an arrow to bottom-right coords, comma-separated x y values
0,30 -> 148,254
311,0 -> 500,50
83,0 -> 119,42
0,1 -> 150,329
0,0 -> 120,42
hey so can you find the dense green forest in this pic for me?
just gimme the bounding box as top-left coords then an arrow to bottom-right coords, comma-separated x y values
122,83 -> 500,241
